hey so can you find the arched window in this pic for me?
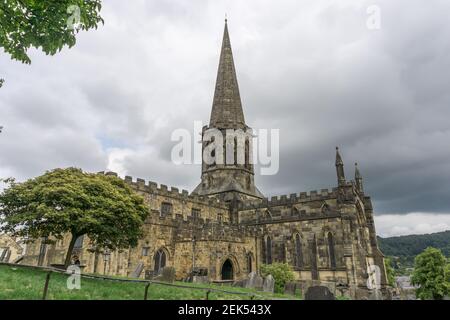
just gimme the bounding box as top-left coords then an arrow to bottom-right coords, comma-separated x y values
295,234 -> 303,268
245,139 -> 250,168
154,249 -> 167,273
328,233 -> 336,269
266,236 -> 272,264
234,137 -> 237,165
247,253 -> 252,273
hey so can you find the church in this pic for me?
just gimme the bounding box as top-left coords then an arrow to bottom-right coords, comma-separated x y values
21,21 -> 388,299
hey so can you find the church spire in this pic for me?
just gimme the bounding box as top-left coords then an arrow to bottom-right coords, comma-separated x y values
209,19 -> 246,129
335,147 -> 346,186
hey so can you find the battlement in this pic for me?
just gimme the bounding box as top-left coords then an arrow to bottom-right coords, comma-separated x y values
100,171 -> 228,209
239,187 -> 338,210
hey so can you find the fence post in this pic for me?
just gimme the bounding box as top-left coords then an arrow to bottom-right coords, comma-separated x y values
144,282 -> 151,300
42,271 -> 52,300
206,290 -> 211,300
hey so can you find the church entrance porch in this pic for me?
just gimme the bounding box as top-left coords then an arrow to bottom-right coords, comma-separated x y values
221,259 -> 234,280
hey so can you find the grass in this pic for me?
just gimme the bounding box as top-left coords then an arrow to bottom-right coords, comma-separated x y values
0,265 -> 301,300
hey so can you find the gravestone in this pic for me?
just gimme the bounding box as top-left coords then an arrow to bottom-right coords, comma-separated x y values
246,272 -> 264,290
263,275 -> 275,293
284,282 -> 297,295
305,286 -> 335,300
232,279 -> 248,288
130,262 -> 144,278
155,266 -> 176,283
193,276 -> 209,284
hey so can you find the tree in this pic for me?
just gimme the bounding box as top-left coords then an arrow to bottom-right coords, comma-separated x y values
0,168 -> 149,268
384,257 -> 396,287
411,247 -> 449,300
1,1 -> 103,64
260,263 -> 295,294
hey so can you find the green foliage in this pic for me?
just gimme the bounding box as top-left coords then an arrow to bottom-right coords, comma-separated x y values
411,247 -> 449,300
260,263 -> 295,294
0,168 -> 149,267
0,0 -> 103,64
378,231 -> 450,271
384,257 -> 396,287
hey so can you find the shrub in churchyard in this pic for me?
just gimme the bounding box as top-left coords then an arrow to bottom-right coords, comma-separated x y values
260,263 -> 295,293
0,168 -> 149,269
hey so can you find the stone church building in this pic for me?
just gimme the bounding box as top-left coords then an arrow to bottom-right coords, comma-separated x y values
21,21 -> 388,298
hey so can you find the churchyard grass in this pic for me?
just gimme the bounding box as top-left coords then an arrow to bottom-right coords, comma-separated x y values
0,265 -> 301,300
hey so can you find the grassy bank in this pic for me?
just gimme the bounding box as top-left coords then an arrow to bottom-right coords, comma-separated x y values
0,265 -> 300,300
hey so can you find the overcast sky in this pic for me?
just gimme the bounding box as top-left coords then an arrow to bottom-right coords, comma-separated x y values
1,0 -> 449,237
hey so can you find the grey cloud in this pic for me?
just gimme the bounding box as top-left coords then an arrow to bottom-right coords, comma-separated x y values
0,0 -> 449,225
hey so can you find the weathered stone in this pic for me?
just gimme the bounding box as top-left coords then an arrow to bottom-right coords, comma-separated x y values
246,272 -> 264,290
305,286 -> 335,300
154,266 -> 176,283
284,282 -> 297,295
263,275 -> 275,293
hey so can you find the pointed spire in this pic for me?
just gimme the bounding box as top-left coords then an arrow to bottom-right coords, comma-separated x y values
335,147 -> 346,186
209,19 -> 246,129
335,146 -> 343,166
355,162 -> 364,193
354,162 -> 361,179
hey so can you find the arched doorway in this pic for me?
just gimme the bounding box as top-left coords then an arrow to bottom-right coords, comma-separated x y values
154,249 -> 166,274
221,259 -> 234,280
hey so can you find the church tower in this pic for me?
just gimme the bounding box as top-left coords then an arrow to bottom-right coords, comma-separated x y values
192,20 -> 264,206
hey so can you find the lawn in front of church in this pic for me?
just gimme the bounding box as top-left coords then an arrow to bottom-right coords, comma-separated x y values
0,264 -> 301,300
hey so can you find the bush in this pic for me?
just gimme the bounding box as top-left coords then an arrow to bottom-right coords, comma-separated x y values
260,263 -> 294,293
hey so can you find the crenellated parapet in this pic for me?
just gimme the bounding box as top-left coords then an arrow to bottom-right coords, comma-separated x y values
100,171 -> 228,210
238,187 -> 338,211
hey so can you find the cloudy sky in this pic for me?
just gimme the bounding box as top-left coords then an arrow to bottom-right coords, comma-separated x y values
1,0 -> 450,237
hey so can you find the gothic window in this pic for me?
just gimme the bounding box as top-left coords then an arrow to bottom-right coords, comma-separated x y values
294,234 -> 303,268
74,235 -> 84,249
154,249 -> 167,273
310,235 -> 319,280
245,138 -> 250,169
266,236 -> 273,264
217,212 -> 223,223
328,232 -> 336,269
160,202 -> 172,217
38,238 -> 47,266
192,208 -> 201,219
234,137 -> 237,165
247,253 -> 253,273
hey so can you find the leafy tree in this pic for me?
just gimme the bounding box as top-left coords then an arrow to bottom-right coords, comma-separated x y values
411,247 -> 449,300
0,168 -> 149,268
384,257 -> 396,287
0,0 -> 103,64
260,263 -> 294,293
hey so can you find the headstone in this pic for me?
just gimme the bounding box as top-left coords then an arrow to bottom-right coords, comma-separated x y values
284,282 -> 297,295
130,262 -> 144,278
263,275 -> 275,293
305,286 -> 335,300
246,272 -> 264,290
193,276 -> 209,284
156,266 -> 176,283
232,279 -> 248,288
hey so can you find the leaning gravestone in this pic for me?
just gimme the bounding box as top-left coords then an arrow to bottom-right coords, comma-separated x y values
155,266 -> 176,283
305,286 -> 335,300
246,272 -> 264,290
130,262 -> 144,278
263,275 -> 275,293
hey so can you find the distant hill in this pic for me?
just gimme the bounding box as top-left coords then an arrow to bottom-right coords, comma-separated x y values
377,230 -> 450,269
